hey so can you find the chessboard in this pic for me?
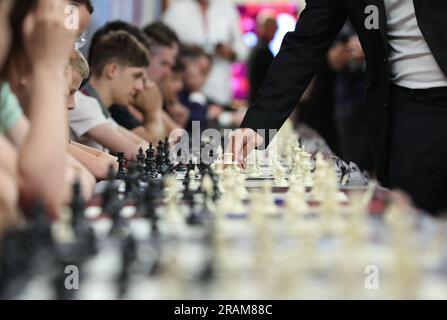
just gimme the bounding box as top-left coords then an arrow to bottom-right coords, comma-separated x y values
1,138 -> 447,301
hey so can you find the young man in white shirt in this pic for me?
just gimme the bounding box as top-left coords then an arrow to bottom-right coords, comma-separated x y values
69,30 -> 150,161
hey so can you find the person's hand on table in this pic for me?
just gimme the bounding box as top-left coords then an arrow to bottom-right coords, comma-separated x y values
226,128 -> 264,169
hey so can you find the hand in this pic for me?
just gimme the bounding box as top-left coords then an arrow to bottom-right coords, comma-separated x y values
226,128 -> 264,168
166,101 -> 191,127
231,110 -> 247,127
215,44 -> 236,62
327,42 -> 351,71
23,0 -> 76,73
207,104 -> 224,121
348,36 -> 365,62
133,82 -> 163,117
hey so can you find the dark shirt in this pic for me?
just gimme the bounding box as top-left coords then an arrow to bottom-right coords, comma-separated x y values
109,104 -> 144,130
178,90 -> 208,133
247,40 -> 275,105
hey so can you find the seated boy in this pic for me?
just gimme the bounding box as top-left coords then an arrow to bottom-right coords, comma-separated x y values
66,51 -> 118,180
70,30 -> 151,161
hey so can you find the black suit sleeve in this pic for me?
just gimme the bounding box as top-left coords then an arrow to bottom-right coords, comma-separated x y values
241,0 -> 346,141
248,47 -> 273,105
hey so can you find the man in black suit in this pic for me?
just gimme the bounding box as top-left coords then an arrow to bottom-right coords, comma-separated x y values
232,0 -> 447,215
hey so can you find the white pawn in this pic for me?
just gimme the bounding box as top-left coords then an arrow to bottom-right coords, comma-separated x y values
301,152 -> 314,188
188,169 -> 198,191
261,181 -> 277,215
246,151 -> 261,179
286,176 -> 309,217
274,164 -> 288,187
164,176 -> 183,225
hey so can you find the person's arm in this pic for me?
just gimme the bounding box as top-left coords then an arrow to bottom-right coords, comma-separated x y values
233,0 -> 346,165
248,49 -> 272,104
0,136 -> 19,235
86,123 -> 140,161
67,143 -> 117,180
61,154 -> 96,203
70,141 -> 118,165
6,116 -> 29,148
165,101 -> 190,128
116,125 -> 148,150
131,83 -> 170,144
162,111 -> 182,136
18,0 -> 76,218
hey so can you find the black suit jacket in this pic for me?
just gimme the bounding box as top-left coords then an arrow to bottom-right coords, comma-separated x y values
241,0 -> 447,185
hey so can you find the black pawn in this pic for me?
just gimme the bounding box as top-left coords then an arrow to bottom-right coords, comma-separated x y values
145,144 -> 157,179
71,178 -> 88,237
186,197 -> 202,226
125,164 -> 140,201
136,148 -> 146,177
116,152 -> 126,180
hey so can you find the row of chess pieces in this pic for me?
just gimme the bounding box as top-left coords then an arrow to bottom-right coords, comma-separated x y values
2,137 -> 447,299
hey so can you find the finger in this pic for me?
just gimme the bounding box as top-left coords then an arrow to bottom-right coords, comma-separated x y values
225,132 -> 241,165
22,11 -> 36,40
241,134 -> 257,169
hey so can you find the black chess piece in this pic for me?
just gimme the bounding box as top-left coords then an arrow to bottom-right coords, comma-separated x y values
186,196 -> 203,226
199,224 -> 215,283
141,185 -> 160,236
116,152 -> 126,180
27,202 -> 53,249
70,178 -> 89,238
108,196 -> 127,238
117,234 -> 137,298
136,148 -> 146,177
188,160 -> 196,173
175,146 -> 187,172
145,144 -> 158,179
0,202 -> 54,298
164,138 -> 175,173
125,164 -> 141,202
156,140 -> 169,175
207,169 -> 221,201
176,161 -> 187,172
182,176 -> 194,203
102,166 -> 119,213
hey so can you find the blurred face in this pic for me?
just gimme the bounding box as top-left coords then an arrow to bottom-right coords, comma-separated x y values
0,0 -> 13,70
159,71 -> 184,103
77,4 -> 92,36
110,65 -> 145,106
183,56 -> 210,92
147,45 -> 177,83
263,18 -> 278,42
197,0 -> 209,6
65,68 -> 83,110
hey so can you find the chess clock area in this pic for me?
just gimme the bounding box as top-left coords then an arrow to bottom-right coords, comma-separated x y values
1,124 -> 447,301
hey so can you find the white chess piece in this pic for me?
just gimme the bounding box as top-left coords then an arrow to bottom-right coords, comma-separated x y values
274,164 -> 288,187
164,175 -> 184,225
246,151 -> 261,178
261,181 -> 278,215
285,176 -> 309,217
